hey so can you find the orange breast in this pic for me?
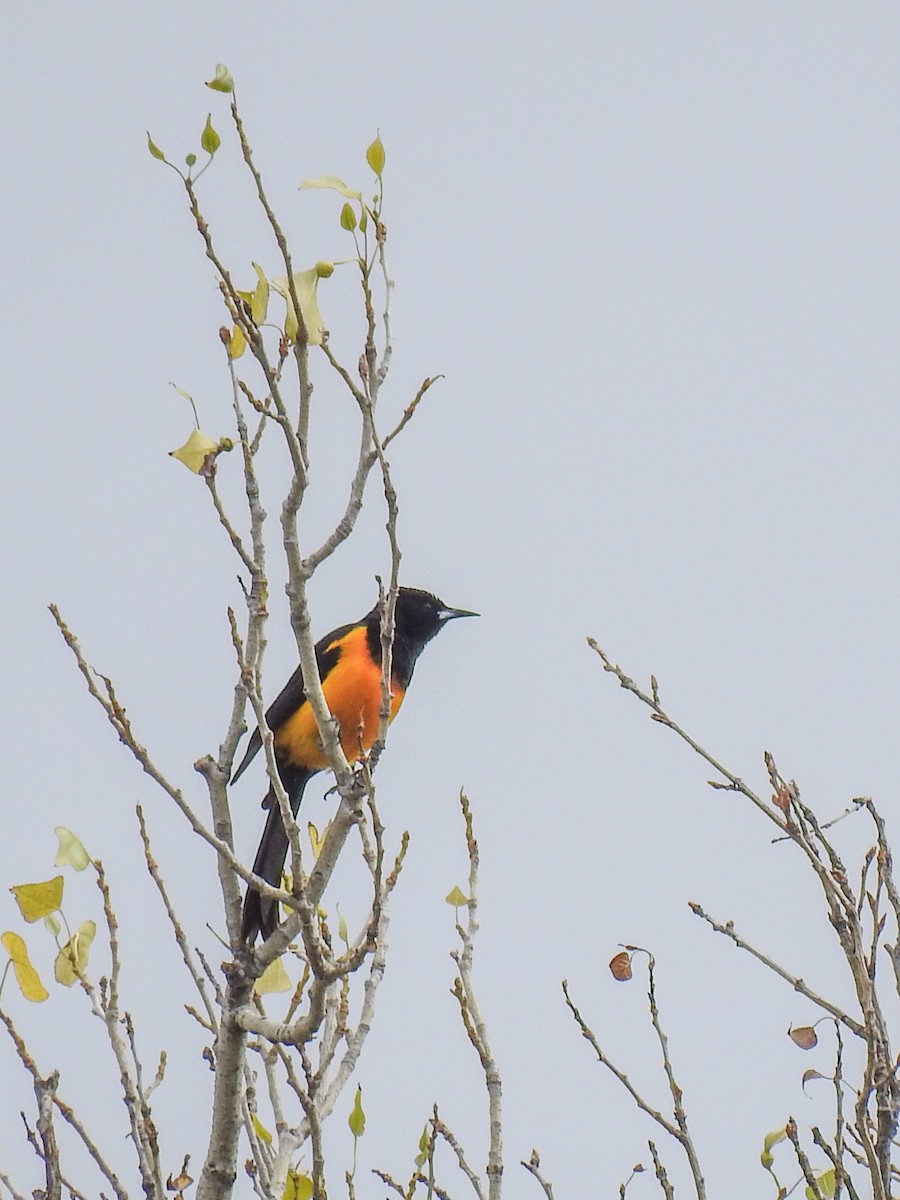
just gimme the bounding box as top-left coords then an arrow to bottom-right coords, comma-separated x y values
274,625 -> 405,772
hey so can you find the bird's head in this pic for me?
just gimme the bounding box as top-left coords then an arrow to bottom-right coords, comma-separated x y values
390,586 -> 478,646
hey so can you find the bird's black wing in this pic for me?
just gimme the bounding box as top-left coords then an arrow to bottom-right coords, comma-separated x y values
230,621 -> 356,783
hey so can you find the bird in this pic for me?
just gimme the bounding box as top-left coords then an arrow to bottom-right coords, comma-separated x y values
233,587 -> 477,943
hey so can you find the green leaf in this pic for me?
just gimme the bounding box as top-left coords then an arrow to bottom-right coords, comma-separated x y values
54,827 -> 90,871
340,203 -> 357,232
760,1126 -> 787,1169
206,64 -> 234,93
358,208 -> 368,233
446,885 -> 467,908
298,175 -> 361,200
185,152 -> 197,168
200,114 -> 220,156
366,135 -> 386,178
414,1123 -> 430,1168
147,133 -> 166,161
348,1085 -> 365,1138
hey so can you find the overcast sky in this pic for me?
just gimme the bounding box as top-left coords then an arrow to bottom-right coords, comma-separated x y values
4,4 -> 900,1197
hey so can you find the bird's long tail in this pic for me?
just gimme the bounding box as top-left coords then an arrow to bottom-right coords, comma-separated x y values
241,775 -> 310,944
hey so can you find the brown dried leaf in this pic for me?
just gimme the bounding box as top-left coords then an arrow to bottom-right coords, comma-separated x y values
609,951 -> 633,981
773,785 -> 791,812
802,1068 -> 828,1095
789,1025 -> 818,1049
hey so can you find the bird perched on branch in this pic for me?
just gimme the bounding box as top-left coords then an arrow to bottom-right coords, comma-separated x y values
233,587 -> 477,943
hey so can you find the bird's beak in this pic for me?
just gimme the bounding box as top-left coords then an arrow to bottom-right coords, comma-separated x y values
440,606 -> 479,622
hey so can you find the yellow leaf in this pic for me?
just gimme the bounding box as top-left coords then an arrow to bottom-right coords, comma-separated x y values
11,877 -> 64,922
270,269 -> 325,346
284,1173 -> 313,1200
54,827 -> 90,871
170,388 -> 196,417
250,263 -> 269,322
2,932 -> 49,1002
227,325 -> 246,360
299,175 -> 361,200
55,920 -> 96,986
251,1113 -> 272,1145
307,822 -> 323,858
445,886 -> 467,908
169,428 -> 218,473
807,1168 -> 836,1199
237,266 -> 270,329
254,956 -> 291,995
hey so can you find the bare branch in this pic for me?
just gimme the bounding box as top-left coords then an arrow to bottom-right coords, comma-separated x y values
786,1117 -> 825,1199
432,1108 -> 486,1200
587,639 -> 787,830
563,980 -> 681,1142
688,901 -> 864,1036
449,794 -> 503,1199
0,1008 -> 128,1200
647,1142 -> 675,1200
643,954 -> 705,1198
138,805 -> 218,1032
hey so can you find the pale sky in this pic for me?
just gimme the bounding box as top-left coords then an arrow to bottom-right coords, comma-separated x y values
4,4 -> 900,1196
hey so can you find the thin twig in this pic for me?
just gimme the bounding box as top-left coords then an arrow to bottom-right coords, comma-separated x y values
688,903 -> 864,1037
643,954 -> 705,1198
432,1109 -> 486,1200
521,1150 -> 554,1199
449,794 -> 503,1199
563,982 -> 681,1142
647,1142 -> 675,1200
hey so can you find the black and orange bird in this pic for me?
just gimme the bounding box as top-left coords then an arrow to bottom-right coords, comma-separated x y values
233,587 -> 477,942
